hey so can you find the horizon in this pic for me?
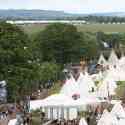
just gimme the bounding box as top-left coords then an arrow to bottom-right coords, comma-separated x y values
1,0 -> 125,14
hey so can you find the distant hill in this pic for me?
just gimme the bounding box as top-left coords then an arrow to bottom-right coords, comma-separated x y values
92,12 -> 125,17
0,9 -> 84,20
0,10 -> 125,20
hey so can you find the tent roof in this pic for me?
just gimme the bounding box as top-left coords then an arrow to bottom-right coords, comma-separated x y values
98,54 -> 107,66
108,49 -> 119,66
97,109 -> 118,125
111,103 -> 125,118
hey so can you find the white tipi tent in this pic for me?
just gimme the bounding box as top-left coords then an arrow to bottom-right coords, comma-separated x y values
98,53 -> 107,66
119,56 -> 125,70
84,72 -> 96,91
60,75 -> 80,97
111,103 -> 125,125
77,72 -> 96,98
108,49 -> 119,67
97,109 -> 118,125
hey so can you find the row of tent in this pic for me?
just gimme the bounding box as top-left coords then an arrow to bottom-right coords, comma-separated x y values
28,49 -> 125,124
98,49 -> 124,68
61,71 -> 117,100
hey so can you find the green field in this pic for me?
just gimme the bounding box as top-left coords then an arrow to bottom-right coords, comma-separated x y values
20,23 -> 125,35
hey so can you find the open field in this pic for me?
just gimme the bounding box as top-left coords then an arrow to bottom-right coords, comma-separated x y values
20,23 -> 125,35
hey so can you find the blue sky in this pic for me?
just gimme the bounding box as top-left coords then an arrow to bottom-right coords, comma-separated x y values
0,0 -> 125,13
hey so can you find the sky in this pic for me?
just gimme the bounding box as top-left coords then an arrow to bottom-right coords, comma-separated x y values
0,0 -> 125,14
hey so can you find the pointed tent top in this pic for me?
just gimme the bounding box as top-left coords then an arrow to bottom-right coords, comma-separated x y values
108,49 -> 119,66
98,53 -> 107,66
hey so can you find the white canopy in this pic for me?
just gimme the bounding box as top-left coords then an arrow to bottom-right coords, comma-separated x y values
30,93 -> 101,110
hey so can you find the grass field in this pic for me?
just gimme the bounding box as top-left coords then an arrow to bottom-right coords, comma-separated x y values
20,23 -> 125,36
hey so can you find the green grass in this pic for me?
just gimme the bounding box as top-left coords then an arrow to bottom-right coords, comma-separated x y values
20,23 -> 125,36
77,24 -> 125,33
20,24 -> 47,36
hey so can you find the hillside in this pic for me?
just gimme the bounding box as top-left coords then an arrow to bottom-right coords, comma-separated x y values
1,9 -> 125,20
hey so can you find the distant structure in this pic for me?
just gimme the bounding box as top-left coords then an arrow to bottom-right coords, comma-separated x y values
6,20 -> 86,25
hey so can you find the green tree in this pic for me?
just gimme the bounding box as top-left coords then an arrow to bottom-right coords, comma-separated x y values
38,62 -> 59,88
80,32 -> 100,60
0,22 -> 39,102
35,23 -> 84,64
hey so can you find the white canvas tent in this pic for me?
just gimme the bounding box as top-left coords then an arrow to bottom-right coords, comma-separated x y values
30,93 -> 102,120
77,72 -> 96,98
111,103 -> 125,125
61,72 -> 96,99
97,109 -> 118,125
84,72 -> 96,91
111,103 -> 125,119
60,77 -> 80,97
108,50 -> 119,67
119,56 -> 125,71
105,67 -> 125,81
98,54 -> 107,66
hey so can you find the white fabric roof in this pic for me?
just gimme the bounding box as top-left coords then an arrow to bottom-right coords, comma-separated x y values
30,94 -> 101,111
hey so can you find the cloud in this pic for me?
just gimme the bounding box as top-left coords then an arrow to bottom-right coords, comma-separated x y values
0,0 -> 125,13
